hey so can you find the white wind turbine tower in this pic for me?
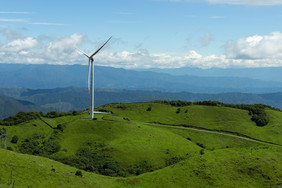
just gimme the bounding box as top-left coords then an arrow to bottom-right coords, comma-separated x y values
77,37 -> 112,119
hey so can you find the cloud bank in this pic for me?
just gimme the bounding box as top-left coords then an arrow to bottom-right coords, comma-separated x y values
1,31 -> 282,69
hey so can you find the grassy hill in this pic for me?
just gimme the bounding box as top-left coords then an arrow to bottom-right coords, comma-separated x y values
0,101 -> 281,187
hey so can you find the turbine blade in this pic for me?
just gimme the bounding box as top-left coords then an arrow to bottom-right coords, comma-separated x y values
90,36 -> 112,58
88,59 -> 91,93
76,48 -> 90,58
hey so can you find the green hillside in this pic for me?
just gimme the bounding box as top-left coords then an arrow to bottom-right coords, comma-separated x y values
0,101 -> 281,187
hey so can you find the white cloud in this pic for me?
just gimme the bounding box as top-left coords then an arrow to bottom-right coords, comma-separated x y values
224,31 -> 282,59
44,33 -> 85,61
1,31 -> 282,69
207,0 -> 282,5
0,37 -> 38,52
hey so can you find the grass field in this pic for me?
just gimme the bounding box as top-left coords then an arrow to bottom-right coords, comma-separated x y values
0,101 -> 281,187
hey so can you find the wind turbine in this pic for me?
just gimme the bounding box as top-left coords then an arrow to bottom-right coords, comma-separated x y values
77,37 -> 112,119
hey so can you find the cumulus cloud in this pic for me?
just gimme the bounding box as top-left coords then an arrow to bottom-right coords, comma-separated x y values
46,34 -> 84,57
0,37 -> 38,52
1,31 -> 282,69
224,31 -> 282,59
0,33 -> 84,64
207,0 -> 282,5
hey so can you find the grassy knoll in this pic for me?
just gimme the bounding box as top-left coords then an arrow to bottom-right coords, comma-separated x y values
3,112 -> 201,176
48,115 -> 201,175
99,103 -> 282,145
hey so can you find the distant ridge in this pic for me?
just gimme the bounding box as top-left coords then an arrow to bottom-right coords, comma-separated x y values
1,63 -> 282,93
1,87 -> 282,119
0,94 -> 49,119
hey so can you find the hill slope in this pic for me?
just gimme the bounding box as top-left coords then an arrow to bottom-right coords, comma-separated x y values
0,102 -> 281,187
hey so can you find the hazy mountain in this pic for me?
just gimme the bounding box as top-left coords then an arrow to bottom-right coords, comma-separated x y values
0,94 -> 49,119
143,67 -> 282,82
1,87 -> 282,120
1,63 -> 282,93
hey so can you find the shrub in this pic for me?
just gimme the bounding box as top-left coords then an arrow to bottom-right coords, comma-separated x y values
7,146 -> 13,151
11,135 -> 19,144
176,108 -> 181,114
196,142 -> 205,148
200,149 -> 205,155
56,124 -> 65,132
75,170 -> 82,176
165,156 -> 184,166
146,106 -> 152,111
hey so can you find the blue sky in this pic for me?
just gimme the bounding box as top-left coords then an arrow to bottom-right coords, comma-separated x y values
1,0 -> 282,69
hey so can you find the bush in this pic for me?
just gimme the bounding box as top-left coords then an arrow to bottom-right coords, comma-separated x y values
176,108 -> 181,114
196,142 -> 205,148
11,135 -> 19,144
251,114 -> 269,126
7,146 -> 13,151
200,149 -> 205,155
146,106 -> 152,111
165,156 -> 184,166
75,170 -> 82,176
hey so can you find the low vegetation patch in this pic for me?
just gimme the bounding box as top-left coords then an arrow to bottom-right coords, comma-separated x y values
54,143 -> 121,177
19,133 -> 60,156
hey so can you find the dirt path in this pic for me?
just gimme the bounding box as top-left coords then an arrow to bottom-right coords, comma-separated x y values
144,122 -> 282,147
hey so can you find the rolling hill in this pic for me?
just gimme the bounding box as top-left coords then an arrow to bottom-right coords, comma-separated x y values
0,101 -> 281,187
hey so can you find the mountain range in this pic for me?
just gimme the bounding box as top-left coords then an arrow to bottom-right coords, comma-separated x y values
1,63 -> 282,93
1,87 -> 282,119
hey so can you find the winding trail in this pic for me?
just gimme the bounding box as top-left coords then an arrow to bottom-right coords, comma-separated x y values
144,122 -> 282,147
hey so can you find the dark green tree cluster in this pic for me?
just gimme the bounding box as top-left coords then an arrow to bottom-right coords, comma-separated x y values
0,112 -> 40,126
19,134 -> 60,156
42,110 -> 82,118
56,144 -> 121,177
0,110 -> 84,126
194,101 -> 223,106
152,100 -> 192,107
